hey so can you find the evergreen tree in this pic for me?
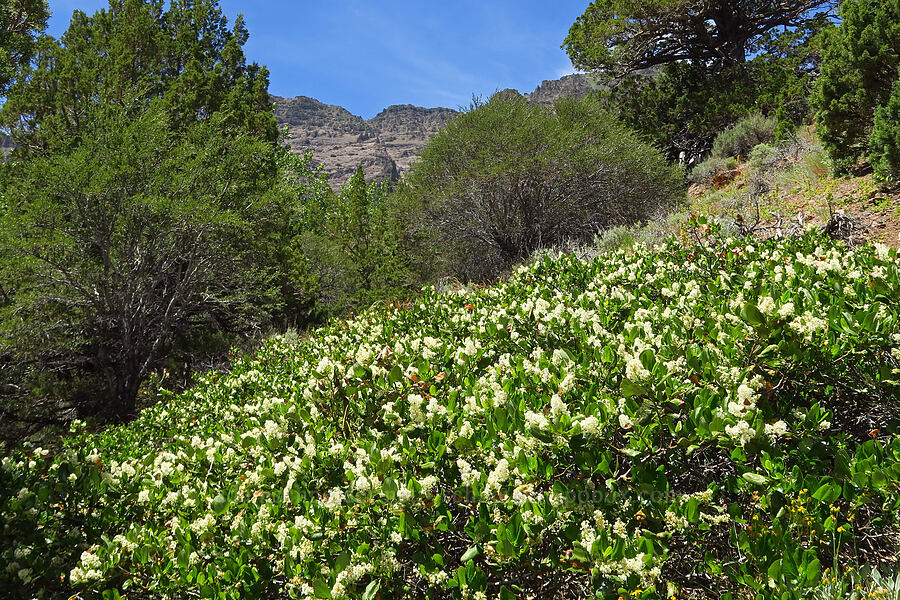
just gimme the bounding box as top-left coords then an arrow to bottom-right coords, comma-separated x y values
870,80 -> 900,182
301,166 -> 411,314
0,1 -> 324,426
813,0 -> 900,173
0,102 -> 289,422
1,0 -> 277,154
564,0 -> 838,76
591,20 -> 830,161
0,0 -> 47,94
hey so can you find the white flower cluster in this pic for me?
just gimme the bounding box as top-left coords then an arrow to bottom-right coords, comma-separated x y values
725,420 -> 755,446
790,312 -> 828,340
322,488 -> 344,511
483,458 -> 510,496
70,549 -> 103,585
764,420 -> 789,440
456,459 -> 481,487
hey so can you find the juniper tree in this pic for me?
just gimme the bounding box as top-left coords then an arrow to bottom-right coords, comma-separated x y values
0,1 -> 324,426
813,0 -> 900,174
0,0 -> 47,94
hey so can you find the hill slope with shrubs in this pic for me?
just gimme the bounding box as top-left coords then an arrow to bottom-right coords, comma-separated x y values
2,224 -> 900,600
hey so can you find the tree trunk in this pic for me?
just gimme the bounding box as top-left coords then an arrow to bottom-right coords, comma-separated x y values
113,374 -> 139,423
714,9 -> 748,63
104,363 -> 140,423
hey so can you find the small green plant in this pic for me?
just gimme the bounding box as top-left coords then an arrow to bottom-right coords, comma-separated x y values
690,156 -> 739,183
749,142 -> 779,169
711,112 -> 777,160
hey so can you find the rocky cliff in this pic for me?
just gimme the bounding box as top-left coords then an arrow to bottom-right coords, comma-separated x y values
0,134 -> 13,158
524,73 -> 601,105
274,73 -> 596,187
273,96 -> 457,187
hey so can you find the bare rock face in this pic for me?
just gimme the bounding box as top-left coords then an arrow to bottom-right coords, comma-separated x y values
368,104 -> 458,174
0,134 -> 13,158
274,73 -> 600,188
273,96 -> 456,187
273,96 -> 399,186
525,73 -> 601,105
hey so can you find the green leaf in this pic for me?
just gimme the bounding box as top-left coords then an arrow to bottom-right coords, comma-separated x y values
805,558 -> 821,585
812,480 -> 840,504
312,578 -> 331,598
335,551 -> 351,573
382,476 -> 397,500
743,302 -> 766,328
499,586 -> 516,600
758,344 -> 780,359
497,538 -> 515,557
362,580 -> 380,600
768,559 -> 782,581
686,498 -> 700,523
621,378 -> 648,397
742,472 -> 768,486
211,494 -> 228,515
461,546 -> 480,563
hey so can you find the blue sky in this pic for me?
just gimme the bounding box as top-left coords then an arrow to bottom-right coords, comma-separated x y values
47,1 -> 587,118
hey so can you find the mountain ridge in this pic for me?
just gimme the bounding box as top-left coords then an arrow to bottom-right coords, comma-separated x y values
273,73 -> 597,187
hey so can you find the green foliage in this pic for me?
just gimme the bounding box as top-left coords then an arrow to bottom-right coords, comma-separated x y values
689,155 -> 738,183
711,113 -> 777,160
1,229 -> 898,598
0,0 -> 277,153
594,20 -> 831,161
813,0 -> 900,173
399,93 -> 684,282
0,0 -> 47,94
564,0 -> 837,75
870,80 -> 900,183
748,142 -> 779,170
0,0 -> 324,428
301,166 -> 413,315
262,146 -> 334,330
0,101 -> 293,423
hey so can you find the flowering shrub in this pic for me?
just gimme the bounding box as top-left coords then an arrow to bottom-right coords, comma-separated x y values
2,223 -> 899,599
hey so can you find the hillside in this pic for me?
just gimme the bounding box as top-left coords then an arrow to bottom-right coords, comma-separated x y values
273,74 -> 598,187
3,227 -> 899,599
686,134 -> 900,250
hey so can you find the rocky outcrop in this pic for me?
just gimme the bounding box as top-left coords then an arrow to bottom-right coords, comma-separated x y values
368,104 -> 458,174
0,134 -> 13,158
273,96 -> 399,185
273,73 -> 599,188
524,73 -> 600,105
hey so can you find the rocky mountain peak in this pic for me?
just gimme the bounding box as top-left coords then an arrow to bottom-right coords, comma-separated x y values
275,73 -> 599,187
525,73 -> 601,105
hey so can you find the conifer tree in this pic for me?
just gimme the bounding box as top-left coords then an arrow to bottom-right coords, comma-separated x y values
870,80 -> 900,182
813,0 -> 900,173
1,0 -> 277,154
0,1 -> 322,424
0,0 -> 47,94
565,0 -> 838,76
